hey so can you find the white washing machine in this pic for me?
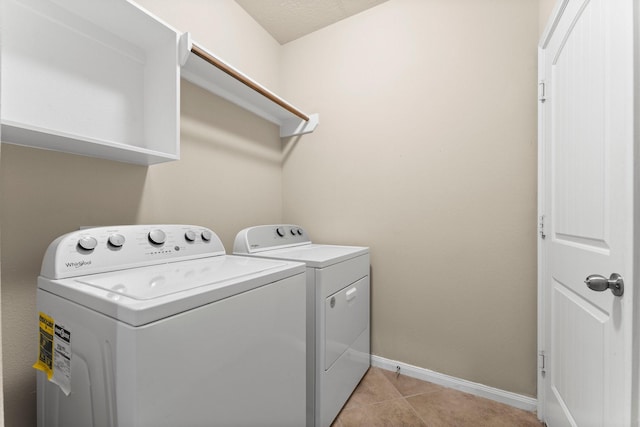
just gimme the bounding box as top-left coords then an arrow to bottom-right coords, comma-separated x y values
233,224 -> 370,427
36,224 -> 307,427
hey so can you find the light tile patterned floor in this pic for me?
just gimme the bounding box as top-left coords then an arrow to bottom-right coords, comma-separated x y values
331,367 -> 544,427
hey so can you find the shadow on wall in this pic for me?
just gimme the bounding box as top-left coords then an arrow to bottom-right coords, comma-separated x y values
0,143 -> 148,427
180,80 -> 281,168
281,134 -> 303,165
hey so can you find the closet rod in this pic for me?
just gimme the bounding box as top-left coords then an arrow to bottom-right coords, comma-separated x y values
190,44 -> 310,122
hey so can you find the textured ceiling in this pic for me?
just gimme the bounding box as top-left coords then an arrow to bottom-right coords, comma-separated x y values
235,0 -> 389,44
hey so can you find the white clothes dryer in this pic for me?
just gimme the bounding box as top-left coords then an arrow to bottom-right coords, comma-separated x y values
233,224 -> 370,427
36,224 -> 306,427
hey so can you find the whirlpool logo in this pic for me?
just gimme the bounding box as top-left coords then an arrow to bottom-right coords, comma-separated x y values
65,260 -> 92,269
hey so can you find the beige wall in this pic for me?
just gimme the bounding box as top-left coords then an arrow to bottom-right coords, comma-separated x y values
539,0 -> 558,38
0,2 -> 281,425
1,1 -> 554,424
134,0 -> 281,91
281,0 -> 539,396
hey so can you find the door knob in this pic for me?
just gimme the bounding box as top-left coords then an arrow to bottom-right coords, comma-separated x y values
584,273 -> 624,297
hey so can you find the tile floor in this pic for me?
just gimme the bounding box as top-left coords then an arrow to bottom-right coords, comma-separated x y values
332,367 -> 544,427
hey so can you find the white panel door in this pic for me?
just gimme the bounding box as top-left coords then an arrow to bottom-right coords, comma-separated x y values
539,0 -> 635,426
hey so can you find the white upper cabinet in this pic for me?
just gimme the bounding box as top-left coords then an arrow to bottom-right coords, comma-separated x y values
1,0 -> 181,165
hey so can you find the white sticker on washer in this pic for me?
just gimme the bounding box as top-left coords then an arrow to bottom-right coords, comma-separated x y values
52,323 -> 72,396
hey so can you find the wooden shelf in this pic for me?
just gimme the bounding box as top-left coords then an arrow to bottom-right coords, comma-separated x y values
179,33 -> 319,138
1,0 -> 181,165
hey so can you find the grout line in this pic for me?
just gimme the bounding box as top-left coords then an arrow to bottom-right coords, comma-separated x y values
405,396 -> 430,427
401,389 -> 442,399
404,393 -> 431,427
343,395 -> 409,412
339,396 -> 428,426
373,366 -> 404,398
375,366 -> 442,400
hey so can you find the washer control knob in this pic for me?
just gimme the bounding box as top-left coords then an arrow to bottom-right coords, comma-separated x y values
185,230 -> 197,242
201,230 -> 213,242
78,236 -> 98,251
276,227 -> 286,237
148,229 -> 166,245
290,229 -> 296,236
296,228 -> 303,236
108,234 -> 126,248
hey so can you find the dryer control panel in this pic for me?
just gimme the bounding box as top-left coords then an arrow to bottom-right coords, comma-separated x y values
41,225 -> 225,279
234,224 -> 310,254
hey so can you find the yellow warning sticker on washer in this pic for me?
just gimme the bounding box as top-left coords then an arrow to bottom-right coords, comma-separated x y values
33,312 -> 54,380
33,312 -> 72,395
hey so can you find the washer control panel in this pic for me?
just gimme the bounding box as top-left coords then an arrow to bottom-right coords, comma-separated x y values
41,225 -> 226,279
234,224 -> 310,254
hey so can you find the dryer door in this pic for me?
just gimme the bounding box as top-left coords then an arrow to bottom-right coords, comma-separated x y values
324,276 -> 370,370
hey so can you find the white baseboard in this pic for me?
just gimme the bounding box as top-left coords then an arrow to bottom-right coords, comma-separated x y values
371,355 -> 537,413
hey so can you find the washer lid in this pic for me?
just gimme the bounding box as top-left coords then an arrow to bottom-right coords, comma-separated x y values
38,255 -> 305,326
250,244 -> 368,268
75,256 -> 279,300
